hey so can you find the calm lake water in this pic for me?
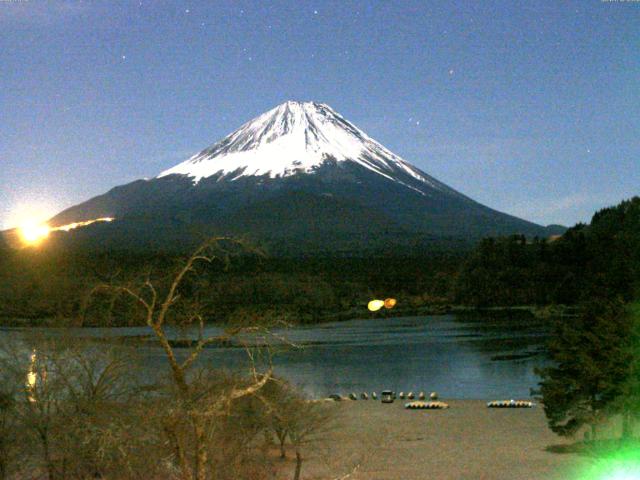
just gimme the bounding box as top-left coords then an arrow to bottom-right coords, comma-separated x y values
2,313 -> 550,400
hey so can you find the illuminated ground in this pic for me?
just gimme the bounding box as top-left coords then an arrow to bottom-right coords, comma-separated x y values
283,400 -> 598,480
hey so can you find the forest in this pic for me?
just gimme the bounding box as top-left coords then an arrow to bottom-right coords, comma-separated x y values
0,196 -> 638,327
454,196 -> 640,307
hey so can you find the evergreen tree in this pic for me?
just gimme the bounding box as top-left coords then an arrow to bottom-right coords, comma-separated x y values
536,298 -> 632,439
615,301 -> 640,439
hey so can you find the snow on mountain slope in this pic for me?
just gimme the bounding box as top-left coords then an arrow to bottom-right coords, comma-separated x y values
158,101 -> 456,196
46,100 -> 555,249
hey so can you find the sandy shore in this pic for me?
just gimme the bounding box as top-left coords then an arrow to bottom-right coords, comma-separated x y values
289,399 -> 588,480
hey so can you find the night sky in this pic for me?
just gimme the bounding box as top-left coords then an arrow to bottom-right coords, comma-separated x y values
1,0 -> 638,229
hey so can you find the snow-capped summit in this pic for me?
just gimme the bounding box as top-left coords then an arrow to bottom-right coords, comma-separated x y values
49,100 -> 558,253
158,101 -> 452,195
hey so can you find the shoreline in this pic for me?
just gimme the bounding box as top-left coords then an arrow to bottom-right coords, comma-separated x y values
0,304 -> 576,328
296,399 -> 588,480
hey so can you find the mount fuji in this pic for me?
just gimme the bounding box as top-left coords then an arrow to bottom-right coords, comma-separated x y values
158,101 -> 457,196
49,101 -> 561,253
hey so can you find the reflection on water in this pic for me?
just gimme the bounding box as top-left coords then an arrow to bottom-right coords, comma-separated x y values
1,313 -> 550,399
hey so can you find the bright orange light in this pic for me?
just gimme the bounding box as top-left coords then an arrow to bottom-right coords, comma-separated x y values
54,217 -> 114,232
384,298 -> 397,309
19,221 -> 50,245
15,216 -> 114,247
368,299 -> 385,312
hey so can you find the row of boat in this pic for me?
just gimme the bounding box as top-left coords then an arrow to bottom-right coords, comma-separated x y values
329,391 -> 439,402
404,401 -> 450,409
486,400 -> 535,408
328,392 -> 535,409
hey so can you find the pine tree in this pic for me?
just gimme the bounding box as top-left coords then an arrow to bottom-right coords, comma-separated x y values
536,298 -> 632,440
615,301 -> 640,439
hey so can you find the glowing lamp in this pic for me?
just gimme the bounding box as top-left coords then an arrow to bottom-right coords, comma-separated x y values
384,298 -> 397,309
367,300 -> 384,312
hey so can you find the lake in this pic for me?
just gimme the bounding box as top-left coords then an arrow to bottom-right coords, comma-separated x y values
2,313 -> 550,400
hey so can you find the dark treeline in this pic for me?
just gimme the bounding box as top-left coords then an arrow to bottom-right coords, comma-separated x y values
536,298 -> 640,442
1,196 -> 638,326
454,196 -> 640,307
531,198 -> 640,443
0,240 -> 465,326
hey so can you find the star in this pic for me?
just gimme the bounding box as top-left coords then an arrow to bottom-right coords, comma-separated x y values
314,10 -> 318,15
449,69 -> 454,75
416,120 -> 420,126
185,8 -> 190,13
121,55 -> 126,60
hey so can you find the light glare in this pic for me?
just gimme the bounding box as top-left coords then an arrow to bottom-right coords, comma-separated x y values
603,466 -> 640,480
19,221 -> 50,245
15,216 -> 115,247
577,449 -> 640,480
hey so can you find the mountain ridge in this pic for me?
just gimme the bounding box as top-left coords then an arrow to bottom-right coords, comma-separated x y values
47,100 -> 563,254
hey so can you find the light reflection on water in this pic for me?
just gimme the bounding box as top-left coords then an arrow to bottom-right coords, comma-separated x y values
1,313 -> 550,400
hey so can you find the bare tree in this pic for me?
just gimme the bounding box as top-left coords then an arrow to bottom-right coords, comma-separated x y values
85,238 -> 275,480
0,334 -> 155,480
0,370 -> 20,480
49,342 -> 153,479
288,399 -> 335,480
9,337 -> 67,480
256,379 -> 335,480
255,377 -> 293,459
